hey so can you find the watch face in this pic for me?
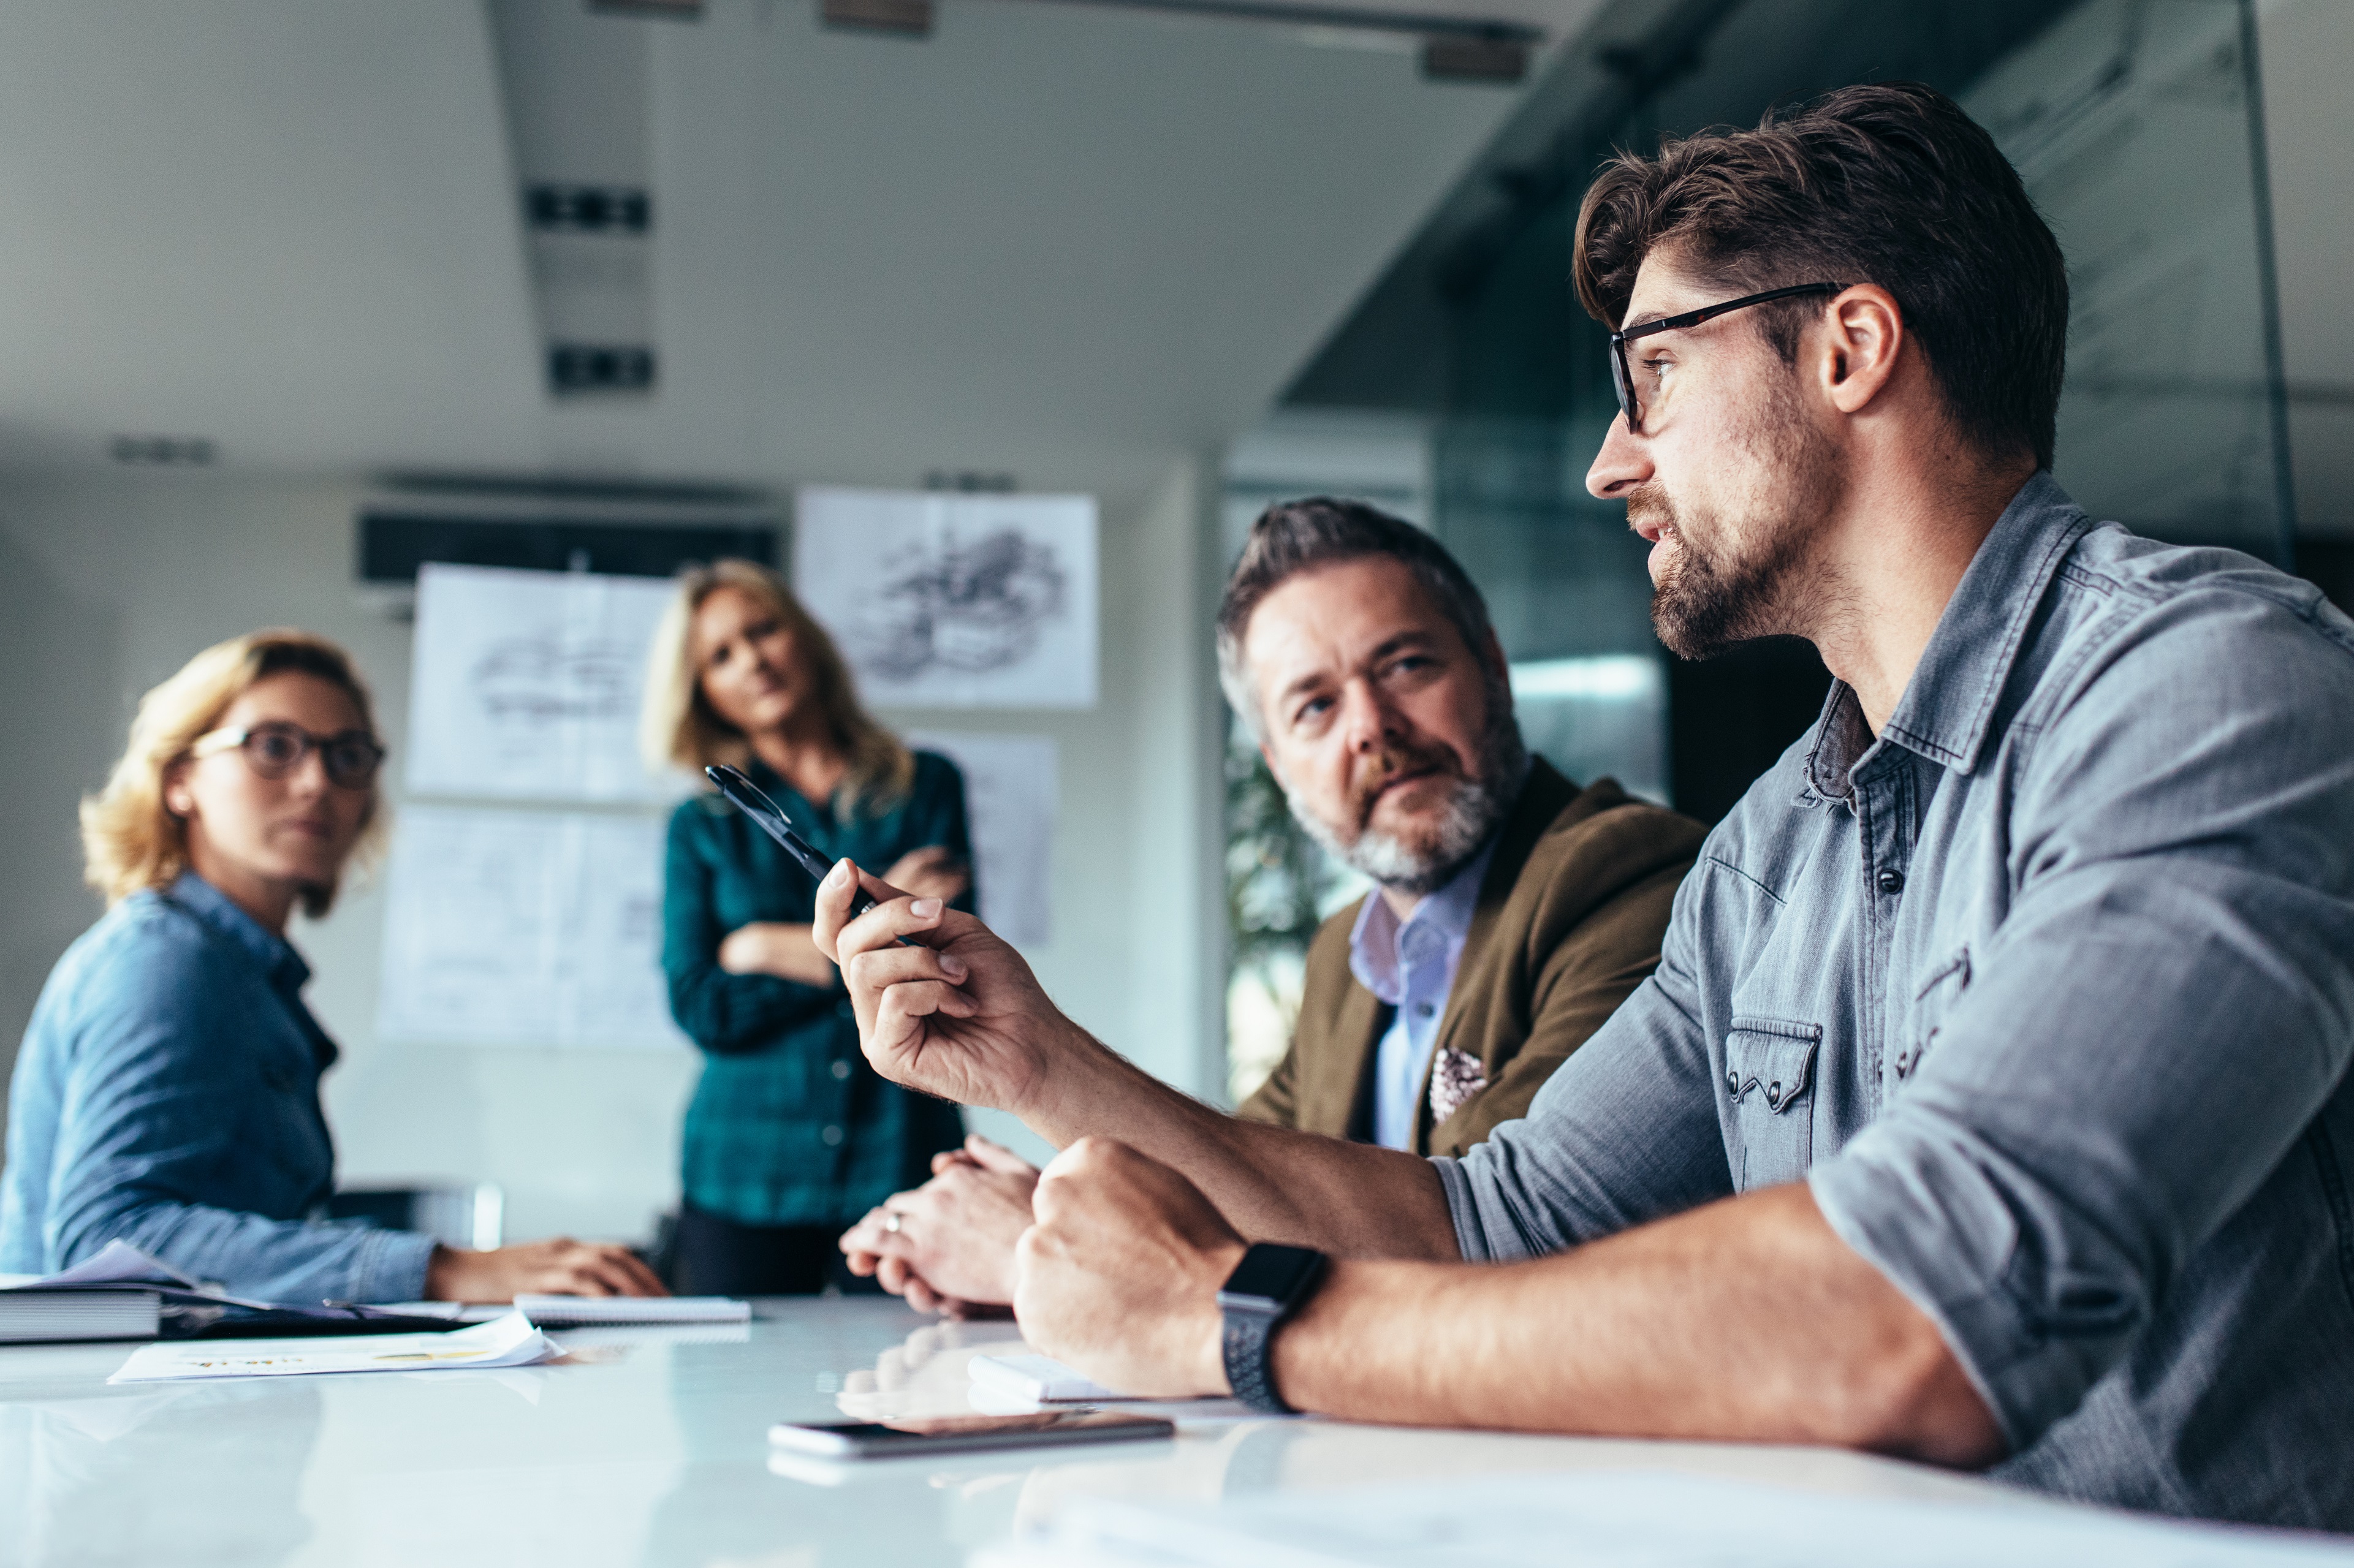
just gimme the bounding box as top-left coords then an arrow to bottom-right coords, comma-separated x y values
1220,1244 -> 1324,1309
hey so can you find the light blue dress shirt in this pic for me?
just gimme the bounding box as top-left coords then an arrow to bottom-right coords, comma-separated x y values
1348,840 -> 1497,1150
0,872 -> 436,1302
1435,475 -> 2354,1529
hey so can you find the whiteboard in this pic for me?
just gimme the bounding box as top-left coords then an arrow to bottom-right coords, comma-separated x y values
406,562 -> 684,803
795,487 -> 1098,710
907,731 -> 1057,947
375,805 -> 686,1051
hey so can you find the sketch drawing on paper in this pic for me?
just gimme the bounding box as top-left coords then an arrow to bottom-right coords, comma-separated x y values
406,562 -> 682,802
860,528 -> 1068,681
795,487 -> 1099,710
468,634 -> 641,723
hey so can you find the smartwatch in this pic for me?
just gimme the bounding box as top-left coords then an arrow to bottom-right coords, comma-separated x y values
1216,1242 -> 1327,1414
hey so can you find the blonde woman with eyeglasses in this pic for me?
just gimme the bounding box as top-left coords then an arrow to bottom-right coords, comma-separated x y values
0,629 -> 664,1304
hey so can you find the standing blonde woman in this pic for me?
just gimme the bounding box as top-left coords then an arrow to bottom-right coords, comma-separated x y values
0,630 -> 664,1303
644,560 -> 973,1295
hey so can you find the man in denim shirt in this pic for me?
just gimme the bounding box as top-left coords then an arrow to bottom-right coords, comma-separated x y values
814,83 -> 2354,1530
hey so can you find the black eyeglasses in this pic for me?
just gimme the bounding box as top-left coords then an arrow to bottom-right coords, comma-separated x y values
190,722 -> 387,789
1609,282 -> 1847,434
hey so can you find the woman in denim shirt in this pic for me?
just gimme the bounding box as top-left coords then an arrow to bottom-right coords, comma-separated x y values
0,631 -> 663,1304
644,561 -> 972,1295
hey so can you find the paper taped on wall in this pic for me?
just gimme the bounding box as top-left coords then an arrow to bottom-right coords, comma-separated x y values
795,487 -> 1098,710
406,562 -> 683,803
375,804 -> 685,1050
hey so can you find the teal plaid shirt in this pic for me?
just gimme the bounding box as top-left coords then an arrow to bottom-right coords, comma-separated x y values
661,751 -> 971,1228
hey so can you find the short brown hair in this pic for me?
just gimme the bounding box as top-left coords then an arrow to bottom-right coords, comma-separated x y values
1216,498 -> 1497,737
639,558 -> 913,819
1574,81 -> 2068,470
82,629 -> 386,918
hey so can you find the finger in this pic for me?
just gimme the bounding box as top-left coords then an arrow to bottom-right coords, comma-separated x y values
902,1274 -> 946,1315
841,1206 -> 899,1245
577,1245 -> 663,1297
932,1149 -> 981,1175
613,1251 -> 669,1297
843,1249 -> 880,1277
569,1252 -> 636,1290
841,944 -> 970,1013
810,859 -> 863,962
812,861 -> 919,961
876,1256 -> 913,1296
849,1230 -> 921,1262
872,981 -> 982,1051
836,903 -> 960,983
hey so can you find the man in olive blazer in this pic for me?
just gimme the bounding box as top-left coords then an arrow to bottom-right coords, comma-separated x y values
1239,756 -> 1701,1157
837,496 -> 1701,1309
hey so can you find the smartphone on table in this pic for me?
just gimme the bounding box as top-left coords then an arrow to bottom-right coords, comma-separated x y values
769,1409 -> 1175,1460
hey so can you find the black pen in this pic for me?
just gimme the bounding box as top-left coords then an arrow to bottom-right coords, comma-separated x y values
704,764 -> 920,945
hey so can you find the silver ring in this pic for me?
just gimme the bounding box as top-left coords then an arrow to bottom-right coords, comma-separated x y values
884,1213 -> 902,1234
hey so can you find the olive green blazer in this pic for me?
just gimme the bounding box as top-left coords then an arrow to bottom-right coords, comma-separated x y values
1237,760 -> 1706,1157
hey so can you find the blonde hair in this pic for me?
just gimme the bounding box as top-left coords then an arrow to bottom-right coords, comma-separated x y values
81,629 -> 388,919
640,559 -> 914,819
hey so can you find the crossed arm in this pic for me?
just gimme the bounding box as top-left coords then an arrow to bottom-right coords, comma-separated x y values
809,865 -> 2002,1464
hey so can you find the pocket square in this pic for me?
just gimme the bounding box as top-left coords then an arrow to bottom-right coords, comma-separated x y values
1428,1047 -> 1488,1126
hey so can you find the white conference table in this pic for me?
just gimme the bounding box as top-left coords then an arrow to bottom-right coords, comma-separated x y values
0,1297 -> 2121,1567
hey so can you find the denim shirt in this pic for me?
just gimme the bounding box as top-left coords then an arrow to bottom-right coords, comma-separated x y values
1349,839 -> 1496,1150
0,873 -> 435,1301
1437,475 -> 2354,1530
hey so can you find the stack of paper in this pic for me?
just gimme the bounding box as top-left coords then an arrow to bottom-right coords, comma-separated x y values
108,1312 -> 558,1383
0,1240 -> 202,1343
0,1290 -> 164,1344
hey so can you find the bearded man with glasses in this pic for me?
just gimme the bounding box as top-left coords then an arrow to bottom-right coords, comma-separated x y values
815,83 -> 2354,1531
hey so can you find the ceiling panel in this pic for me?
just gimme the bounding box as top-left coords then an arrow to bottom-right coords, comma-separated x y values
0,0 -> 1602,504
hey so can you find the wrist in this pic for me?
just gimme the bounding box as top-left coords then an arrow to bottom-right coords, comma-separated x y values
423,1244 -> 468,1301
1198,1240 -> 1247,1393
1014,1015 -> 1124,1128
1214,1242 -> 1329,1414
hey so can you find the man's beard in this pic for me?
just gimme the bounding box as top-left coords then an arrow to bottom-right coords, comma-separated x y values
1641,387 -> 1846,661
1287,673 -> 1527,898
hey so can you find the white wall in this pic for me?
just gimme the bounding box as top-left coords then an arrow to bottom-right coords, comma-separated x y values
0,461 -> 1222,1243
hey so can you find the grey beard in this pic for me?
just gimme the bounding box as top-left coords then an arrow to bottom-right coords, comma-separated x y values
1288,678 -> 1527,898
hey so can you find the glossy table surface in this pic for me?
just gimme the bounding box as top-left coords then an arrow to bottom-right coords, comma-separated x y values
0,1297 -> 2060,1567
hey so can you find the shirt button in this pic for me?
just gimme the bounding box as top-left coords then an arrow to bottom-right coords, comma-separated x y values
1726,1070 -> 1740,1094
1415,1002 -> 1435,1018
821,1124 -> 845,1146
830,1059 -> 852,1081
1877,868 -> 1905,895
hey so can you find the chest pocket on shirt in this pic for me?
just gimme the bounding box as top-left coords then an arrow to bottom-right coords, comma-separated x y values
1725,1018 -> 1821,1192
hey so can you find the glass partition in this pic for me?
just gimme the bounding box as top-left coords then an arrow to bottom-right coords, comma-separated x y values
1223,0 -> 2293,1101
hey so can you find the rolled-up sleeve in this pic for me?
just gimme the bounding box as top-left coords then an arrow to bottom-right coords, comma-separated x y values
1437,862 -> 1735,1262
1809,593 -> 2354,1449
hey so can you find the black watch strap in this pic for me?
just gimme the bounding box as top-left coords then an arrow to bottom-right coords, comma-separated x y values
1218,1243 -> 1326,1415
1222,1309 -> 1293,1414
